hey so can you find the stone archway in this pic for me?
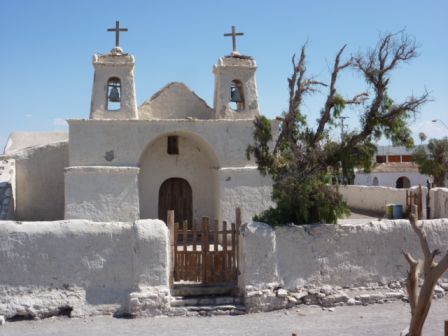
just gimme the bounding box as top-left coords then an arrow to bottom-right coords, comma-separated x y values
138,132 -> 220,221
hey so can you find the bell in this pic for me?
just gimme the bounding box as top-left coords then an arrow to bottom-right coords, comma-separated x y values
230,86 -> 242,103
109,86 -> 120,102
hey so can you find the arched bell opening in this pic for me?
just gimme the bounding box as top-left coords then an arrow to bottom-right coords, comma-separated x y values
229,79 -> 245,111
106,77 -> 121,111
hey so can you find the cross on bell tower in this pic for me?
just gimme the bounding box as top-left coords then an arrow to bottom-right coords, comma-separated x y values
224,25 -> 244,54
107,20 -> 128,48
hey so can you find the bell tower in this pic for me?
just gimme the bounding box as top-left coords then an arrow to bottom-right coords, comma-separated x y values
90,21 -> 138,120
213,26 -> 260,119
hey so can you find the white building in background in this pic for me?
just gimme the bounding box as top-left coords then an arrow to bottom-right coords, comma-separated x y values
354,145 -> 430,188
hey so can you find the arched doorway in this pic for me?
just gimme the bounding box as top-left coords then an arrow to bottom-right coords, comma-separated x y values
158,178 -> 193,225
372,176 -> 379,186
138,132 -> 220,221
396,176 -> 411,189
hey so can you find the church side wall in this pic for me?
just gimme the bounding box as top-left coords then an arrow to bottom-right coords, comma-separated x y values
217,168 -> 274,224
13,141 -> 68,221
0,219 -> 169,318
65,166 -> 140,222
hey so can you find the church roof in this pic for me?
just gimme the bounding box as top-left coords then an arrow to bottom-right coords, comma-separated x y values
138,82 -> 213,120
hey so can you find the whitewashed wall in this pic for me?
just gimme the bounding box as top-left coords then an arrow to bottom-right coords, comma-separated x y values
7,141 -> 68,221
239,220 -> 448,291
430,188 -> 448,219
0,219 -> 169,318
139,133 -> 218,221
339,185 -> 427,217
65,166 -> 140,222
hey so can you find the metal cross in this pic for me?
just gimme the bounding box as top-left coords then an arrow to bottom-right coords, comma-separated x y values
107,21 -> 128,48
224,25 -> 244,52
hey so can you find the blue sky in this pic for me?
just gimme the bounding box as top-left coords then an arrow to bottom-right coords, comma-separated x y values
1,0 -> 447,150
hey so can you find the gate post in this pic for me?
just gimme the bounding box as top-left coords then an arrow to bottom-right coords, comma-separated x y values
167,210 -> 175,287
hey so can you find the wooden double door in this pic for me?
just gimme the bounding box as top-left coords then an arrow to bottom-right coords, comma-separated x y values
158,178 -> 193,226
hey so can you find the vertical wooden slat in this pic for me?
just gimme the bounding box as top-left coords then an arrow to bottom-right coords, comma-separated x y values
174,222 -> 179,281
182,220 -> 188,279
202,217 -> 209,283
213,219 -> 219,282
182,221 -> 188,279
231,222 -> 236,280
222,221 -> 228,282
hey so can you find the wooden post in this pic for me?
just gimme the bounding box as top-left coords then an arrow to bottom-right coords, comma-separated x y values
167,210 -> 175,287
236,207 -> 241,276
418,184 -> 423,220
445,320 -> 448,336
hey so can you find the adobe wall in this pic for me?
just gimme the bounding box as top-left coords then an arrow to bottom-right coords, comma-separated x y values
138,133 -> 218,221
0,219 -> 169,319
218,167 -> 274,224
8,141 -> 68,221
239,220 -> 448,311
65,166 -> 140,222
67,119 -> 258,168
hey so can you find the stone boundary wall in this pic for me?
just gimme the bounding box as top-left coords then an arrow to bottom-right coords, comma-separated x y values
0,219 -> 170,319
239,220 -> 448,311
338,185 -> 428,218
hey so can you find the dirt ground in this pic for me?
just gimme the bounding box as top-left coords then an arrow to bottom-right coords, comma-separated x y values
1,297 -> 447,336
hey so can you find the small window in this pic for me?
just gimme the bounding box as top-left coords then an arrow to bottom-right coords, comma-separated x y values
229,80 -> 245,111
107,77 -> 121,111
402,155 -> 413,162
376,155 -> 386,163
167,136 -> 179,155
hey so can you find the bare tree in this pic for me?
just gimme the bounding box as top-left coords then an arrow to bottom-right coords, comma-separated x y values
402,205 -> 448,336
247,31 -> 430,225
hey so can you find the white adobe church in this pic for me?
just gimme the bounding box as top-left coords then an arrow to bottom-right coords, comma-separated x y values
0,23 -> 273,224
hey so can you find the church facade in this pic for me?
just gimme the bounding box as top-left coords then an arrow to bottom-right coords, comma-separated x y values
2,24 -> 274,224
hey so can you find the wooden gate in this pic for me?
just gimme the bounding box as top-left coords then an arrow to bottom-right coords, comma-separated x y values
167,208 -> 241,285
